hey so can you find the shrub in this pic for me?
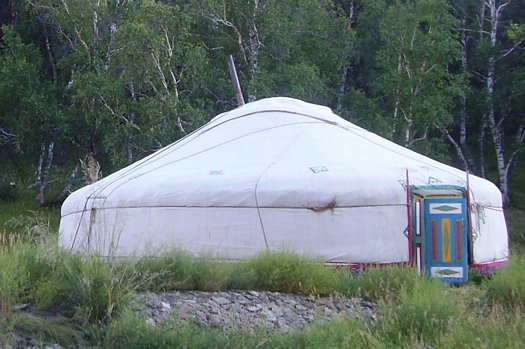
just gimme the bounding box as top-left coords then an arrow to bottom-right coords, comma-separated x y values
0,180 -> 18,201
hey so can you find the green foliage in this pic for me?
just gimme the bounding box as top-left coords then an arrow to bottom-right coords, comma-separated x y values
0,178 -> 18,201
375,0 -> 464,146
485,257 -> 525,308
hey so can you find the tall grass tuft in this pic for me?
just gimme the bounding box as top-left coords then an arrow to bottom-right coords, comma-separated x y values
375,277 -> 460,346
10,313 -> 85,347
0,242 -> 36,313
435,304 -> 525,348
104,311 -> 383,349
341,265 -> 420,302
191,256 -> 234,291
131,250 -> 343,295
485,257 -> 525,307
32,251 -> 137,324
130,250 -> 196,291
303,317 -> 381,348
231,251 -> 342,295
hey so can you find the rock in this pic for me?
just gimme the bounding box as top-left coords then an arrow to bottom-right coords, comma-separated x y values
211,296 -> 231,306
13,304 -> 30,311
247,304 -> 262,312
131,290 -> 376,332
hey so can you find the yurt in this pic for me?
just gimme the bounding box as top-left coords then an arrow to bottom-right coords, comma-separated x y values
60,97 -> 509,283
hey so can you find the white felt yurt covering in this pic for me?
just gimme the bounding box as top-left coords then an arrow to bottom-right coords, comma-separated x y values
59,97 -> 508,266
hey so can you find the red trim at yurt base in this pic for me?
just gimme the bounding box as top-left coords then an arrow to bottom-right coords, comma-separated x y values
328,262 -> 411,271
328,259 -> 508,274
470,259 -> 508,271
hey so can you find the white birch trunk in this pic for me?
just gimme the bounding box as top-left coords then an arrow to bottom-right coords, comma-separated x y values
484,0 -> 513,206
35,142 -> 55,205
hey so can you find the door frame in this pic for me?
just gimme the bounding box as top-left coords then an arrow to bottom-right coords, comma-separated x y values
409,185 -> 471,283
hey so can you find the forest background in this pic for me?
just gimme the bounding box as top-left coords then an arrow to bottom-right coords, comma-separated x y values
1,0 -> 524,208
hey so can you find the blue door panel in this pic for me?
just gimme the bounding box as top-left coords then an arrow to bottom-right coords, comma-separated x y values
423,198 -> 468,283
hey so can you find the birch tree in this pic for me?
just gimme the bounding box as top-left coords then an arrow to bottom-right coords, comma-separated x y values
479,0 -> 525,206
190,0 -> 352,106
0,25 -> 62,204
376,0 -> 465,148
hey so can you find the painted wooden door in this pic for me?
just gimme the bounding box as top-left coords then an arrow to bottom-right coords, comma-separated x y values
423,197 -> 468,283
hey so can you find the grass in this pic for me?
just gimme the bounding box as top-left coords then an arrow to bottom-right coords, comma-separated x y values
506,207 -> 525,254
0,243 -> 524,348
0,194 -> 59,245
485,256 -> 525,308
0,195 -> 524,348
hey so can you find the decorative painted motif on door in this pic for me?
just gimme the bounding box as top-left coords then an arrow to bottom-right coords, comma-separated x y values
423,197 -> 468,283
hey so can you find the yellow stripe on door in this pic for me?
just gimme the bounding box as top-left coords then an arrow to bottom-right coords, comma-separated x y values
441,218 -> 452,262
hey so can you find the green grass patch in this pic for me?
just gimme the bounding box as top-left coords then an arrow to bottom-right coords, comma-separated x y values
6,313 -> 85,348
375,278 -> 461,346
103,311 -> 381,349
485,256 -> 525,308
131,250 -> 345,295
231,251 -> 343,295
103,310 -> 303,349
31,251 -> 137,324
0,209 -> 523,349
0,242 -> 36,313
506,208 -> 525,254
341,265 -> 420,302
0,242 -> 136,325
0,196 -> 59,246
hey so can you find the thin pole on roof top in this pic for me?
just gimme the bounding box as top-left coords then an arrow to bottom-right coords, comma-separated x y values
227,54 -> 245,106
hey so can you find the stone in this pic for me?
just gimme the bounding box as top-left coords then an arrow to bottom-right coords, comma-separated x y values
131,290 -> 376,332
247,304 -> 262,312
211,296 -> 231,305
